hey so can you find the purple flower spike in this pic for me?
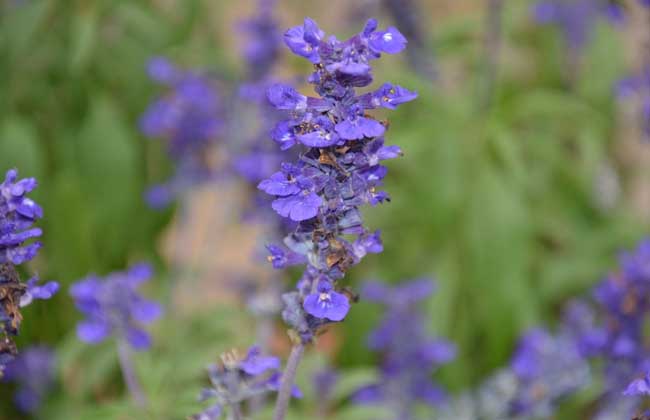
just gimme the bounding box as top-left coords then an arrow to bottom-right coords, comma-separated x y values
0,169 -> 51,375
267,84 -> 307,111
141,59 -> 224,207
259,18 -> 416,343
69,263 -> 162,351
355,278 -> 455,417
303,281 -> 350,321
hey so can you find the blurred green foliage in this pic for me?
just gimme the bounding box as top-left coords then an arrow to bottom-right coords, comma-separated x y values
0,0 -> 648,419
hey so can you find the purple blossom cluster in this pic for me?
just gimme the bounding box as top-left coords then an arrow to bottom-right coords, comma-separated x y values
3,346 -> 55,413
507,327 -> 590,417
353,279 -> 456,419
440,323 -> 589,420
233,0 -> 286,205
566,239 -> 650,417
258,17 -> 417,343
140,58 -> 224,208
532,0 -> 624,52
0,169 -> 58,377
193,345 -> 301,419
69,263 -> 162,351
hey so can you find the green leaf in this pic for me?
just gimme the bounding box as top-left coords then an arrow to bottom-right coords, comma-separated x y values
0,116 -> 45,179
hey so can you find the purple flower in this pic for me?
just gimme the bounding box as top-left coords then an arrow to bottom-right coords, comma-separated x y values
0,169 -> 43,265
368,26 -> 408,54
303,280 -> 350,321
283,18 -> 324,63
532,0 -> 620,52
3,346 -> 55,413
271,191 -> 322,222
239,345 -> 281,375
69,263 -> 162,351
624,373 -> 650,396
19,277 -> 59,307
258,18 -> 416,343
266,244 -> 307,269
355,278 -> 455,417
192,346 -> 301,419
141,59 -> 223,207
238,0 -> 282,81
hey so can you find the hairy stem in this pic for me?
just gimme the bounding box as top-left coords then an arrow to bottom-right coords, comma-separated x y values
117,340 -> 147,407
272,343 -> 305,420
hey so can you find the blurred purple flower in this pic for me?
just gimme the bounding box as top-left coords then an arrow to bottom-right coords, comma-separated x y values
141,58 -> 223,207
3,346 -> 55,413
69,263 -> 162,351
532,0 -> 623,52
192,345 -> 300,419
354,278 -> 455,418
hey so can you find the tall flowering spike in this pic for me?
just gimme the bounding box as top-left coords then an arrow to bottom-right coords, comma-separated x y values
140,58 -> 223,208
192,345 -> 301,419
353,279 -> 455,418
258,18 -> 416,343
0,169 -> 57,377
3,346 -> 56,413
507,327 -> 590,417
616,65 -> 650,141
567,238 -> 650,417
532,0 -> 623,52
439,318 -> 589,419
69,263 -> 162,351
238,0 -> 282,83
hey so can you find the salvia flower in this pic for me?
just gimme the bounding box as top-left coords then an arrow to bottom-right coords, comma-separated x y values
141,57 -> 223,208
440,321 -> 589,420
69,263 -> 162,351
0,169 -> 57,376
0,169 -> 43,265
568,238 -> 650,417
353,279 -> 455,419
192,345 -> 301,419
616,64 -> 650,140
532,0 -> 623,52
507,327 -> 590,417
259,18 -> 416,343
3,346 -> 55,413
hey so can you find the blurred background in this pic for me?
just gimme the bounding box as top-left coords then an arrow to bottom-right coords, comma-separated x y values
0,0 -> 649,418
